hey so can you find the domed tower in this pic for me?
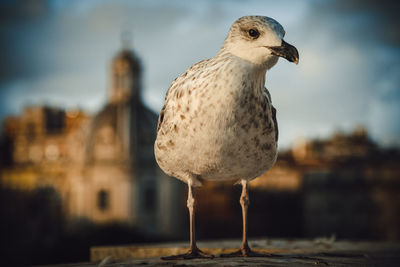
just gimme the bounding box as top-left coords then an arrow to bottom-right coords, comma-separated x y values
109,43 -> 141,104
105,38 -> 142,164
81,36 -> 184,236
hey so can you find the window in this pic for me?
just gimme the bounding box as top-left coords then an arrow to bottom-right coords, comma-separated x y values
144,187 -> 155,211
44,108 -> 65,134
26,122 -> 36,141
97,190 -> 110,211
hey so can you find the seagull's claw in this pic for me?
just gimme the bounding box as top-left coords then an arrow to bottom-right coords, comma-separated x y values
161,247 -> 214,260
220,245 -> 281,258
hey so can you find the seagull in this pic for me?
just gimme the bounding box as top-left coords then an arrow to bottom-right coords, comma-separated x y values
155,15 -> 299,259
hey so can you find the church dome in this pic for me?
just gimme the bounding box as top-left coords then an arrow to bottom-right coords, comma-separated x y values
109,48 -> 142,103
112,49 -> 141,74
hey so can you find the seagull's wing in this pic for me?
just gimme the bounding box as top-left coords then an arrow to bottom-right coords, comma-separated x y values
271,105 -> 278,142
157,59 -> 212,133
157,104 -> 166,132
264,87 -> 278,142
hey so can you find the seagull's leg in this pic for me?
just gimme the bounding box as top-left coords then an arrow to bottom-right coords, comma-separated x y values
161,180 -> 214,260
239,179 -> 251,254
220,179 -> 278,258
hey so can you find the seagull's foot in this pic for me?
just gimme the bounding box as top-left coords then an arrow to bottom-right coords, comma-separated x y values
220,244 -> 281,258
161,247 -> 214,260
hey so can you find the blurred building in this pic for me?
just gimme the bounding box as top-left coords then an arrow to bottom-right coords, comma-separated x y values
288,128 -> 400,241
195,128 -> 400,241
0,45 -> 184,238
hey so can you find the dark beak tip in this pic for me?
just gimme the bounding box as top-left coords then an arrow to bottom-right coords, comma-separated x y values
291,46 -> 299,65
268,40 -> 299,65
286,54 -> 299,65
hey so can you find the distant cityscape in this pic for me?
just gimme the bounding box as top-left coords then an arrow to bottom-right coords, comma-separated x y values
195,126 -> 400,241
0,44 -> 185,239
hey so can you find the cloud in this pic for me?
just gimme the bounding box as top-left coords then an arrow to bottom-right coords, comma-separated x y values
310,0 -> 400,147
313,0 -> 400,47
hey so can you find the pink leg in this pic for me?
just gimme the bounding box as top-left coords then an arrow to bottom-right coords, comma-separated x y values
162,181 -> 214,260
221,180 -> 277,257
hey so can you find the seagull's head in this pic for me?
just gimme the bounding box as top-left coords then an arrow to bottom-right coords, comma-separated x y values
222,16 -> 299,69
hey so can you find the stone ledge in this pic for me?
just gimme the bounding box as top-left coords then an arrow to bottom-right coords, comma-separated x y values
89,238 -> 400,266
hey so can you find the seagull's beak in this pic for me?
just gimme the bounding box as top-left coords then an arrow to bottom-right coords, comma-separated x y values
266,40 -> 299,64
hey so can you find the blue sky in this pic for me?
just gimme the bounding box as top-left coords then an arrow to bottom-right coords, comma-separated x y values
1,0 -> 399,149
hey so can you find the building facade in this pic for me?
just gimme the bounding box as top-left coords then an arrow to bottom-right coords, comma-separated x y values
0,46 -> 185,237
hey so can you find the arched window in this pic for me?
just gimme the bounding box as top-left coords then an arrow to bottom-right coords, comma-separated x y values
144,187 -> 155,211
97,190 -> 110,211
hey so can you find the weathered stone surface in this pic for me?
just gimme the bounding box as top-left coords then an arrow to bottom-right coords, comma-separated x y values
77,239 -> 400,267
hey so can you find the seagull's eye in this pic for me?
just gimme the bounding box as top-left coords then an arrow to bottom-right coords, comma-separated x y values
248,29 -> 260,38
